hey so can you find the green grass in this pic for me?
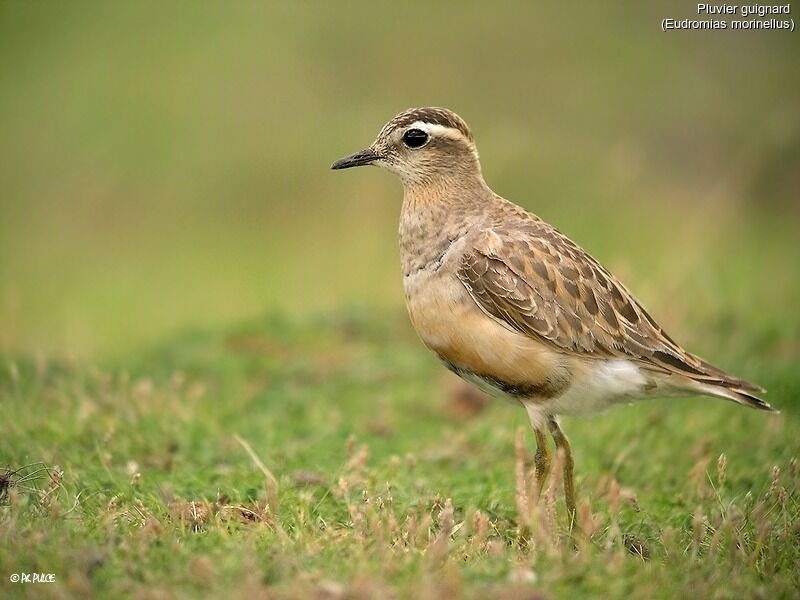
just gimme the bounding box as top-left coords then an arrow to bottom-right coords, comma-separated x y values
1,309 -> 798,599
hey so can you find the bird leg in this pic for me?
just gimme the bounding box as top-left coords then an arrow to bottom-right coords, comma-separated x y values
533,426 -> 552,500
524,405 -> 553,501
548,417 -> 576,529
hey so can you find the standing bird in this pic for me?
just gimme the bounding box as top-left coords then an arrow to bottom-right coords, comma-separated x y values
331,107 -> 775,525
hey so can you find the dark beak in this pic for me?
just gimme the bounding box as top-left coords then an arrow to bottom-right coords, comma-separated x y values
331,148 -> 380,170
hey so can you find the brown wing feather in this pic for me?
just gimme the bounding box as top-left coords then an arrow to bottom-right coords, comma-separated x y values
457,224 -> 763,393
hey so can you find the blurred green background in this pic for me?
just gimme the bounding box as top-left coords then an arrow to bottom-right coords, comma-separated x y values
1,1 -> 798,358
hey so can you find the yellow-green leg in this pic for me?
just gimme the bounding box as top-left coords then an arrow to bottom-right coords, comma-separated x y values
548,417 -> 576,528
533,426 -> 552,499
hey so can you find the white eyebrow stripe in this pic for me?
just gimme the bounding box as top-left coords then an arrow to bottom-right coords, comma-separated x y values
407,120 -> 467,141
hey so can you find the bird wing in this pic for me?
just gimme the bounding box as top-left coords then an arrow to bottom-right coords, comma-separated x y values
457,223 -> 763,393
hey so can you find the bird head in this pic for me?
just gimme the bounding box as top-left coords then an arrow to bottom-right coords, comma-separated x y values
331,107 -> 482,187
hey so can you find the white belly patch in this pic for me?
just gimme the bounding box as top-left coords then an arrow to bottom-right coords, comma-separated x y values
538,359 -> 648,417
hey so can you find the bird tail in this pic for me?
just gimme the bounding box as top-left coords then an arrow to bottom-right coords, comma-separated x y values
657,347 -> 777,412
694,381 -> 777,412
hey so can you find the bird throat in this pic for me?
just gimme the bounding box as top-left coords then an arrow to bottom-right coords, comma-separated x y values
398,179 -> 484,277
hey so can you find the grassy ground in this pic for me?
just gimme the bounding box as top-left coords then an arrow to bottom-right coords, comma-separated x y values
1,307 -> 798,599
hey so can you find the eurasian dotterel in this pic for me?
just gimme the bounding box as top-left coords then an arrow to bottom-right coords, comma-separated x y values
331,107 -> 775,526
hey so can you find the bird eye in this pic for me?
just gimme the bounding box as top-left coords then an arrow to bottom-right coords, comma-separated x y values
402,128 -> 429,149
